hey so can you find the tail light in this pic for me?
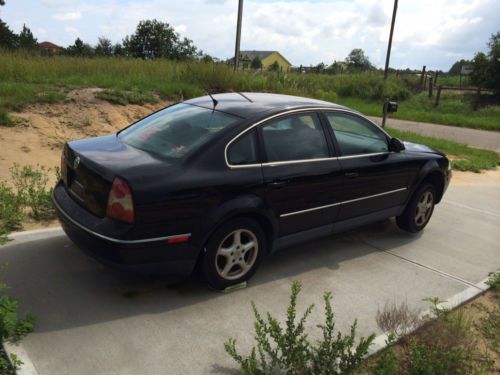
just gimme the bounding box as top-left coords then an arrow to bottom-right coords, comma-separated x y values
106,177 -> 134,224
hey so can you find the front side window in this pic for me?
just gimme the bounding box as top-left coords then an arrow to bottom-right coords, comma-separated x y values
227,131 -> 258,165
325,113 -> 388,156
119,104 -> 239,159
261,113 -> 329,162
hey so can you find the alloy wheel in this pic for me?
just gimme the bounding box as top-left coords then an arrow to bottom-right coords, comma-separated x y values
415,191 -> 434,226
215,229 -> 258,281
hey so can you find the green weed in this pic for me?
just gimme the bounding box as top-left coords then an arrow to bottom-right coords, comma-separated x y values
225,281 -> 374,374
10,164 -> 55,221
0,280 -> 34,374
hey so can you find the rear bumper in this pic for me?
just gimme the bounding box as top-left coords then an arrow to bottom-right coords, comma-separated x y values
52,183 -> 199,276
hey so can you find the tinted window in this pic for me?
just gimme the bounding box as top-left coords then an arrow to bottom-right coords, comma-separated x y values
119,104 -> 239,159
228,131 -> 257,165
326,113 -> 388,156
262,113 -> 329,162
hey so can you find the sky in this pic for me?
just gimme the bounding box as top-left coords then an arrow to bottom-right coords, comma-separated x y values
1,0 -> 498,71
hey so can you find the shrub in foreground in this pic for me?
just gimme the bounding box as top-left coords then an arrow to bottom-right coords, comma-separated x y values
224,281 -> 375,374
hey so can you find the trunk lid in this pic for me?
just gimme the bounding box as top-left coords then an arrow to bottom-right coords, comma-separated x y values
62,134 -> 174,217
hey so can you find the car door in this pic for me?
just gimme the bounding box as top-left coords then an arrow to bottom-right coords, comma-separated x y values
323,111 -> 411,221
259,111 -> 343,236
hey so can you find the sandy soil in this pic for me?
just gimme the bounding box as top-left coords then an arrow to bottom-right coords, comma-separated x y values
0,88 -> 170,185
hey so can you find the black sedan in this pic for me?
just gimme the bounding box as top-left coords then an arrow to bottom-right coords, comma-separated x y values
53,93 -> 452,289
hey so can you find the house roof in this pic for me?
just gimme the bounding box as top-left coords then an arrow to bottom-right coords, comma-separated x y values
38,41 -> 61,49
239,50 -> 292,66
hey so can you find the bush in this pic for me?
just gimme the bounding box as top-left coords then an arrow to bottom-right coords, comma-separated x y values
0,281 -> 34,373
224,281 -> 375,374
10,164 -> 55,221
0,183 -> 24,245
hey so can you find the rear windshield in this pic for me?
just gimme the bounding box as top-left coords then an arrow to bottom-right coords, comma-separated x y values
118,104 -> 239,158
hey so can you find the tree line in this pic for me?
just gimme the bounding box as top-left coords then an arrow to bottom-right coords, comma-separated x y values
0,13 -> 208,61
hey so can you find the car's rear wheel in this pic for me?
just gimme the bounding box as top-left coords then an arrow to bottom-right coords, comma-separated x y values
396,183 -> 436,233
202,218 -> 266,290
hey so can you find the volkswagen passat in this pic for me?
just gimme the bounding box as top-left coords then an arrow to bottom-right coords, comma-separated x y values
53,93 -> 452,289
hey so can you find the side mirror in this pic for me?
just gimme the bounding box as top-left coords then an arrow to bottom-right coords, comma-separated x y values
385,101 -> 398,113
389,137 -> 405,152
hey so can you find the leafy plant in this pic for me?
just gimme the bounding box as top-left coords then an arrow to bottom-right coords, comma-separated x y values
0,183 -> 24,245
10,164 -> 55,221
224,281 -> 374,374
485,270 -> 500,293
0,281 -> 34,373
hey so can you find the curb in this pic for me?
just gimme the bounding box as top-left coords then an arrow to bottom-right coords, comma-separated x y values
3,341 -> 38,375
8,227 -> 63,240
367,276 -> 490,355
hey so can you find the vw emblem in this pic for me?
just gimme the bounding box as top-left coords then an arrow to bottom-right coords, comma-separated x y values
73,156 -> 80,169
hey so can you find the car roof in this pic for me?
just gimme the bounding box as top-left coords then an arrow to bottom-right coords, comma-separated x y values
183,92 -> 349,118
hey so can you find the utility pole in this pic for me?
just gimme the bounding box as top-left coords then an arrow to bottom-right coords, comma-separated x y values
234,0 -> 244,71
383,0 -> 398,79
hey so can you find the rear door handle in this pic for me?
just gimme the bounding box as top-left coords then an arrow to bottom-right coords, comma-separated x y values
344,172 -> 359,178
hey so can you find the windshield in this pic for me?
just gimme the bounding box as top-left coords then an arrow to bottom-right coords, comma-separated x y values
119,103 -> 239,158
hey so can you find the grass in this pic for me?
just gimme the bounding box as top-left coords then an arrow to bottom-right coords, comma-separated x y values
339,92 -> 500,131
386,127 -> 500,172
0,51 -> 498,131
95,89 -> 158,105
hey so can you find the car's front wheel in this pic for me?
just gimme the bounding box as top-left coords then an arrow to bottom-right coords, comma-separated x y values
202,218 -> 266,290
396,183 -> 436,233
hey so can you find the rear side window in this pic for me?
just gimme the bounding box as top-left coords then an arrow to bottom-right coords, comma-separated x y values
261,113 -> 329,163
227,131 -> 258,165
325,113 -> 388,156
119,104 -> 239,159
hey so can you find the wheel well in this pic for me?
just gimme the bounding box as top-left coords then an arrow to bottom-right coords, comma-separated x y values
422,171 -> 445,203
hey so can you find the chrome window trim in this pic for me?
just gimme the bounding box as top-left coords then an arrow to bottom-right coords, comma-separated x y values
280,187 -> 407,218
53,196 -> 191,244
224,107 -> 394,169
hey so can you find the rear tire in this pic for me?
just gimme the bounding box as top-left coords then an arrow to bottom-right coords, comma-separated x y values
202,218 -> 266,290
396,183 -> 436,233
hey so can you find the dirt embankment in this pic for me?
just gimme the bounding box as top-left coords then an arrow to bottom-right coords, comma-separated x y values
0,88 -> 171,184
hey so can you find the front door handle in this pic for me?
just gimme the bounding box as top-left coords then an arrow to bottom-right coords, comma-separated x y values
268,180 -> 288,189
344,172 -> 359,178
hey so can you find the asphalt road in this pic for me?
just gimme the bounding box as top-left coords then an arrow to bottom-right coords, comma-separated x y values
369,116 -> 500,153
1,171 -> 499,375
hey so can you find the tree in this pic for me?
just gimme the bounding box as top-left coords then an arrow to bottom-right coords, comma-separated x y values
470,32 -> 500,89
0,18 -> 17,49
95,36 -> 112,56
251,56 -> 262,69
18,24 -> 37,49
345,48 -> 372,70
66,37 -> 94,56
112,42 -> 124,56
268,60 -> 280,71
448,59 -> 471,75
124,19 -> 197,59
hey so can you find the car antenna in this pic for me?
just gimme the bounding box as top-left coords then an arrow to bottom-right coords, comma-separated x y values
236,92 -> 253,103
207,91 -> 218,111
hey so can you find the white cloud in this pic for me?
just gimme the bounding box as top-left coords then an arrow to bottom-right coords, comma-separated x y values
53,12 -> 81,21
64,26 -> 79,38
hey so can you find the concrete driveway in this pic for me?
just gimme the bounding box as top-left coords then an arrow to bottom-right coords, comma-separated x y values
2,171 -> 499,375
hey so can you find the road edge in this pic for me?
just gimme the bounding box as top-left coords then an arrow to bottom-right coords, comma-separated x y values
367,276 -> 490,355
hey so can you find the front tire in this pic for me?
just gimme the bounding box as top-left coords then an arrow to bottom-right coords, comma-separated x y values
202,218 -> 266,290
396,183 -> 436,233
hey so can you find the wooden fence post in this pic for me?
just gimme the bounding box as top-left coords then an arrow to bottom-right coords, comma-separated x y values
434,85 -> 442,107
419,65 -> 426,90
428,77 -> 433,97
473,87 -> 481,111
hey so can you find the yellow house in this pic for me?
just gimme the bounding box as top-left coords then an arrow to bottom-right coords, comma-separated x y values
239,50 -> 292,72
